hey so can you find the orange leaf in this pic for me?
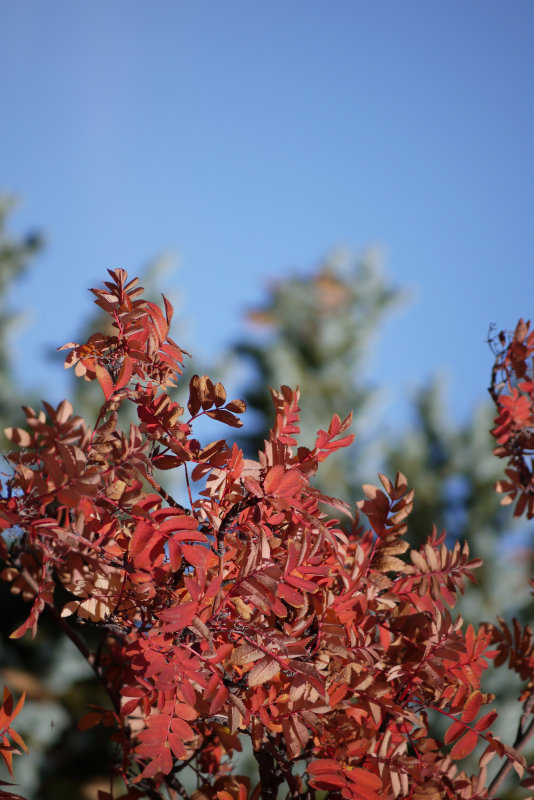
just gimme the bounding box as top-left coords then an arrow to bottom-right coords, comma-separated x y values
308,758 -> 341,774
308,759 -> 346,789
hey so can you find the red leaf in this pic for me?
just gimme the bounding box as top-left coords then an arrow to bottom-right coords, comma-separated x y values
264,466 -> 304,498
205,408 -> 243,428
153,455 -> 185,470
210,685 -> 229,715
78,711 -> 110,731
277,583 -> 305,607
474,710 -> 498,732
308,759 -> 346,789
461,690 -> 483,724
139,746 -> 173,778
159,600 -> 198,632
181,544 -> 210,568
162,294 -> 174,326
444,719 -> 465,745
450,729 -> 478,760
114,355 -> 134,392
284,573 -> 318,593
95,362 -> 114,400
170,715 -> 195,739
247,656 -> 282,687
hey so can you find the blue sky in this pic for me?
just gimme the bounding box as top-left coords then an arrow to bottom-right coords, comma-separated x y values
2,2 -> 533,428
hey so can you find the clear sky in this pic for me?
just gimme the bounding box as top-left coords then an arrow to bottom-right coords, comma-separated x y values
2,2 -> 533,428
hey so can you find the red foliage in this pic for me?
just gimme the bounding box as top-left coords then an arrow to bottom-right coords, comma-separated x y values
0,687 -> 27,785
489,318 -> 534,518
0,271 -> 532,799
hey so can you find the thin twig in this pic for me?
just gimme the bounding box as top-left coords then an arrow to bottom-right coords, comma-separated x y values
488,715 -> 534,796
144,472 -> 192,514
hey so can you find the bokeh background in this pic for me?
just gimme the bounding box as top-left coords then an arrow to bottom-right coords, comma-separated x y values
1,3 -> 534,799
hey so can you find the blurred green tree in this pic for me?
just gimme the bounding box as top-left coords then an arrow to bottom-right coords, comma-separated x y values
0,196 -> 43,442
231,248 -> 401,497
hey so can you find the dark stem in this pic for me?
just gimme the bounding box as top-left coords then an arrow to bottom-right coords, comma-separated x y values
216,495 -> 262,555
263,738 -> 302,799
144,471 -> 192,515
254,739 -> 285,800
487,715 -> 534,796
164,770 -> 190,799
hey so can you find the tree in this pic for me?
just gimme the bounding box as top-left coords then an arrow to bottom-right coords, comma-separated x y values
232,249 -> 401,497
0,196 -> 43,440
0,269 -> 533,800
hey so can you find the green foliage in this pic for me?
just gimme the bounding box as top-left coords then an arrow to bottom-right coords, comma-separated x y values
0,196 -> 43,440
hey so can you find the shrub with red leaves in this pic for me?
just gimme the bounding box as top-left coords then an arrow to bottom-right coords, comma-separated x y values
0,271 -> 532,800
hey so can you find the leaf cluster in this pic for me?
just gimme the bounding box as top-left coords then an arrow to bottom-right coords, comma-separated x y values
489,319 -> 534,520
0,271 -> 531,800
